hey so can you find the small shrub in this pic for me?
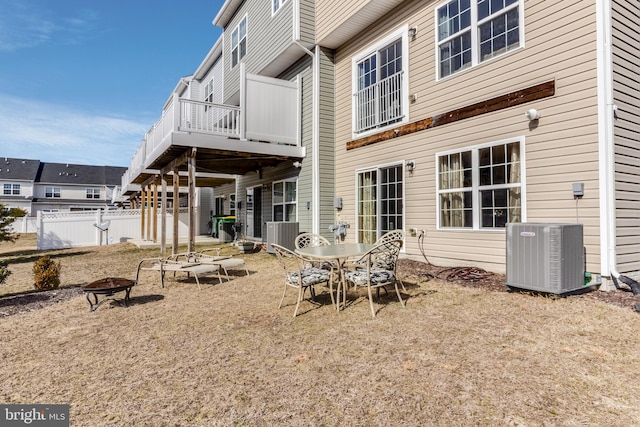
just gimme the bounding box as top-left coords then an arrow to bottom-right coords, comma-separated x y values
33,256 -> 61,291
0,260 -> 10,285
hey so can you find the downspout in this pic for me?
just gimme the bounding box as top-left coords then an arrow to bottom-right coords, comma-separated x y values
293,0 -> 320,235
596,0 -> 640,294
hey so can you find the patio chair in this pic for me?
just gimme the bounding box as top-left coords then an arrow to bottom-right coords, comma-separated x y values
135,255 -> 223,290
375,230 -> 406,291
194,248 -> 249,282
295,233 -> 331,249
343,240 -> 404,318
294,232 -> 336,274
272,243 -> 333,317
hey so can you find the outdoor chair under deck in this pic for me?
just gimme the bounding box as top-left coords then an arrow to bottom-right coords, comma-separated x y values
272,243 -> 334,317
342,240 -> 405,318
197,248 -> 249,281
135,256 -> 223,290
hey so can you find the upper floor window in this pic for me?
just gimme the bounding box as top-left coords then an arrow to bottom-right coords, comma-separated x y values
86,188 -> 100,199
436,0 -> 522,79
352,27 -> 408,135
3,183 -> 20,195
437,138 -> 523,229
231,16 -> 247,68
273,180 -> 297,221
45,187 -> 61,198
204,78 -> 214,103
272,0 -> 287,14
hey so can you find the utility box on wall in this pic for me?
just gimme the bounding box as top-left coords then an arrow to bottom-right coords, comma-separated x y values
506,223 -> 584,294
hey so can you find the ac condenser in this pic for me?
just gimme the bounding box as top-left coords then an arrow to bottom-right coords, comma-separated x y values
506,223 -> 584,294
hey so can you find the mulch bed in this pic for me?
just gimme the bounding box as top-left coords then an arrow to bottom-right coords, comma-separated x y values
398,259 -> 640,312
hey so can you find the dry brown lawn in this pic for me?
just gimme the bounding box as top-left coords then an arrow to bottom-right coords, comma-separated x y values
1,234 -> 639,426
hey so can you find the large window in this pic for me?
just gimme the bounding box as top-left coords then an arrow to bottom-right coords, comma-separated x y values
45,187 -> 61,198
436,0 -> 522,79
352,27 -> 408,134
437,139 -> 522,229
86,188 -> 100,199
272,0 -> 287,14
3,183 -> 20,195
357,164 -> 404,243
273,180 -> 297,221
231,16 -> 247,68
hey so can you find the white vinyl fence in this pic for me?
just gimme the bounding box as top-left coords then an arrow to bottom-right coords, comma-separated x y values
36,209 -> 192,250
9,217 -> 38,233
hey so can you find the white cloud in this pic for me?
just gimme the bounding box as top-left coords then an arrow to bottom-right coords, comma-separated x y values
0,1 -> 96,52
0,94 -> 149,166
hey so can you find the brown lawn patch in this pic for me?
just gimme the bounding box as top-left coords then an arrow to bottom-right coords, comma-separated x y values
1,234 -> 639,425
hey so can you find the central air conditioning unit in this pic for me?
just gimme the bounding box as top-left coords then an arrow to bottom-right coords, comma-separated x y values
266,221 -> 299,253
506,223 -> 584,294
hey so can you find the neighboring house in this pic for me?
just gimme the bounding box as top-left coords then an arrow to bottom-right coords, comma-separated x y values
0,158 -> 127,216
0,158 -> 40,214
120,0 -> 640,288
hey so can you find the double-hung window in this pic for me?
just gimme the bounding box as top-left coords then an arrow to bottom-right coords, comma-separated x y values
437,138 -> 523,229
352,27 -> 408,135
231,16 -> 247,68
3,183 -> 20,195
86,188 -> 100,199
45,187 -> 61,198
204,78 -> 214,103
272,0 -> 287,14
437,0 -> 523,79
272,180 -> 297,221
357,164 -> 404,244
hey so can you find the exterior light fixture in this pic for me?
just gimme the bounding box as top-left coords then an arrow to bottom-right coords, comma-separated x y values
293,161 -> 302,168
408,26 -> 418,38
525,108 -> 540,121
406,160 -> 416,172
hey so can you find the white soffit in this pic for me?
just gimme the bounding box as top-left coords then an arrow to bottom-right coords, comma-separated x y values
318,0 -> 405,49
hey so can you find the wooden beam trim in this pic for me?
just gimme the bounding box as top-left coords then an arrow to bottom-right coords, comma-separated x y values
347,80 -> 555,151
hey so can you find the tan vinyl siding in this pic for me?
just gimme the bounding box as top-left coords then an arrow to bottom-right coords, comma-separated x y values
333,0 -> 602,273
612,0 -> 640,273
318,47 -> 336,241
223,0 -> 294,101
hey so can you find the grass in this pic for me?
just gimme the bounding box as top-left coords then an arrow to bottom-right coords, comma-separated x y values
1,234 -> 640,426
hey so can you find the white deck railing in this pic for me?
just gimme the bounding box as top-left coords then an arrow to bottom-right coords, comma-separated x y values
354,70 -> 404,133
122,69 -> 300,190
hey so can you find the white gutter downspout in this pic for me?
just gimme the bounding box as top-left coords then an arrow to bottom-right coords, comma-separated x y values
293,0 -> 320,235
597,0 -> 618,290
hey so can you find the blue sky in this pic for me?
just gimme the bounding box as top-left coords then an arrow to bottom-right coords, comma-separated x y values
0,0 -> 224,167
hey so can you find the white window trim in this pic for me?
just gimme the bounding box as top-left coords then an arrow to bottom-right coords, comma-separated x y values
86,188 -> 100,199
229,193 -> 236,216
434,0 -> 525,81
272,0 -> 288,15
3,183 -> 20,195
272,179 -> 298,222
45,187 -> 61,198
354,161 -> 406,245
231,15 -> 247,69
351,25 -> 410,139
435,136 -> 526,231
